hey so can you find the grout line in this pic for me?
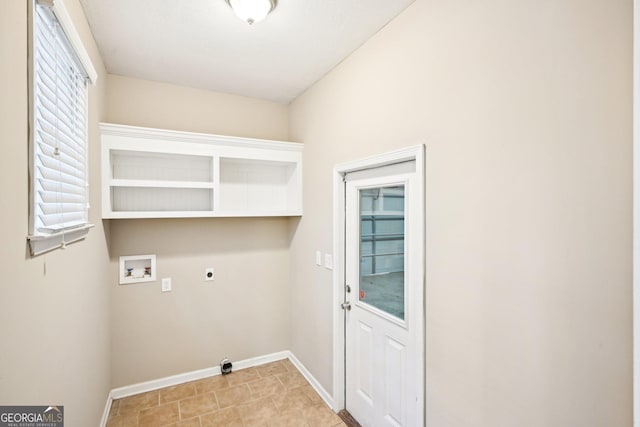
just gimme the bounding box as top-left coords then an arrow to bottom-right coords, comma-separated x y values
212,387 -> 221,412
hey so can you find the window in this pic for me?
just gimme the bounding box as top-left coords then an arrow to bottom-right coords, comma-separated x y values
28,0 -> 97,256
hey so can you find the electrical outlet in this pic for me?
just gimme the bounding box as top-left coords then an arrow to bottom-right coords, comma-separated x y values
161,277 -> 171,292
205,268 -> 215,281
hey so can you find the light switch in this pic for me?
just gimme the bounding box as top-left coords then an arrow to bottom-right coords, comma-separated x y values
325,254 -> 333,270
161,277 -> 172,292
315,251 -> 322,266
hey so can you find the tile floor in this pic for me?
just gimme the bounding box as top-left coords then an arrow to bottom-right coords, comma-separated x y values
106,359 -> 347,427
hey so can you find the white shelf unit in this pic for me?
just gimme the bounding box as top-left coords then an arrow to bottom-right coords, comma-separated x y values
101,123 -> 303,218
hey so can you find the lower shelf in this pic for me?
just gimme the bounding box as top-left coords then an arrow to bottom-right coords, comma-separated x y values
111,187 -> 213,213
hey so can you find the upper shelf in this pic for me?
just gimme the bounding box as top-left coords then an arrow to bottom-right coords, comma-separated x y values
101,123 -> 303,219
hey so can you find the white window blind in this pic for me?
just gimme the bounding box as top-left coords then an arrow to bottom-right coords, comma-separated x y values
28,0 -> 95,256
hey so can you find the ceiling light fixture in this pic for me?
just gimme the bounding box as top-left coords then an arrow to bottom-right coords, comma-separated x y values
225,0 -> 276,25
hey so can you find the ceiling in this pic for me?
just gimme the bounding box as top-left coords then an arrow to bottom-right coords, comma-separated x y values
78,0 -> 415,104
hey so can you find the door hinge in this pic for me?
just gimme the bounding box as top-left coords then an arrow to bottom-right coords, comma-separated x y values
341,302 -> 351,311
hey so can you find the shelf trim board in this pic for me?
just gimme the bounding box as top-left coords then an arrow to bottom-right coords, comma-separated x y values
100,123 -> 303,152
213,155 -> 221,214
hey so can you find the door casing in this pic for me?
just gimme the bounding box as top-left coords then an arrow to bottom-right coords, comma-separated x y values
331,145 -> 425,424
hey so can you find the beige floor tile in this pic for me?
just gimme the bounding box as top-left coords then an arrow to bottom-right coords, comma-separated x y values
303,404 -> 344,427
243,419 -> 268,427
160,383 -> 197,404
297,384 -> 325,405
179,392 -> 219,420
236,397 -> 279,426
118,391 -> 159,415
107,361 -> 345,427
248,375 -> 286,398
109,399 -> 121,417
267,410 -> 311,427
272,389 -> 314,413
255,360 -> 289,378
215,384 -> 255,408
225,367 -> 261,386
193,375 -> 229,395
166,417 -> 201,427
280,359 -> 297,372
105,413 -> 138,427
138,402 -> 180,426
200,407 -> 243,427
277,370 -> 309,390
202,418 -> 243,427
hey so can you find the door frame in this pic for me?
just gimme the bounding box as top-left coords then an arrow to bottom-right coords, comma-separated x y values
331,144 -> 425,424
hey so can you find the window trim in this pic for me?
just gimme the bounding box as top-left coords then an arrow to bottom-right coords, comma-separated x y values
36,0 -> 97,85
27,0 -> 97,256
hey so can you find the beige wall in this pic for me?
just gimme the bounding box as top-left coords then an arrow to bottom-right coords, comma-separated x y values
105,76 -> 292,387
0,0 -> 631,424
0,1 -> 111,425
289,0 -> 632,426
107,74 -> 289,141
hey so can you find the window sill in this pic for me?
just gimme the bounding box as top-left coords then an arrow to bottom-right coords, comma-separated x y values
28,223 -> 94,256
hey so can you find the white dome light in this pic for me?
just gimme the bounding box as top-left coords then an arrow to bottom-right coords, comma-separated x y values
226,0 -> 276,25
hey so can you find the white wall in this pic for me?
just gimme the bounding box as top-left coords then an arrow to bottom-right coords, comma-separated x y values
289,0 -> 632,425
0,1 -> 111,425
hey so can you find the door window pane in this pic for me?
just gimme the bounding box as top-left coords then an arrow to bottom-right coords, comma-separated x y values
359,186 -> 405,319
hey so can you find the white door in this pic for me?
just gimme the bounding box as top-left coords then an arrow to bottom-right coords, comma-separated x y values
344,161 -> 423,427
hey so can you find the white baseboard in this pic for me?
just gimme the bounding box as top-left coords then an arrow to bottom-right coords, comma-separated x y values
286,351 -> 335,409
101,350 -> 334,422
110,350 -> 289,399
232,351 -> 291,372
98,393 -> 112,427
